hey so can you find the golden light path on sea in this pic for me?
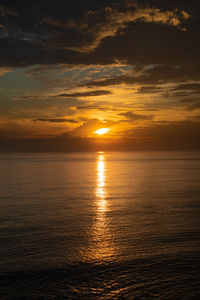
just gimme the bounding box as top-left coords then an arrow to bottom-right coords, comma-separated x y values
96,154 -> 107,212
80,152 -> 117,262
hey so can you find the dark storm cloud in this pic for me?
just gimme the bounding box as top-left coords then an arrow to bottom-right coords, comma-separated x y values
0,0 -> 198,67
55,90 -> 112,98
36,118 -> 78,123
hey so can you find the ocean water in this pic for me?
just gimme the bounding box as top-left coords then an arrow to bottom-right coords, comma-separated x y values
0,151 -> 200,299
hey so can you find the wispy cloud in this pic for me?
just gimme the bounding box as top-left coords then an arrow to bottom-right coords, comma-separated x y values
119,111 -> 154,121
35,118 -> 78,123
54,90 -> 112,98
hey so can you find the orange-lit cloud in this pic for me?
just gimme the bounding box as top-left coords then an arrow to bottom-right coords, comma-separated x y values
0,0 -> 199,151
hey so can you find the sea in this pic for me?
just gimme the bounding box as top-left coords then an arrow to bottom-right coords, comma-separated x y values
0,151 -> 200,299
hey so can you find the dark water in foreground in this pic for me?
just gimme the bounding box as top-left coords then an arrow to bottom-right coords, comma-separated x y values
0,152 -> 200,299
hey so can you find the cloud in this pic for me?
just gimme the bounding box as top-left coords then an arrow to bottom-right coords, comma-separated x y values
0,67 -> 11,76
15,90 -> 111,101
164,91 -> 190,98
71,118 -> 114,137
181,98 -> 200,111
33,105 -> 57,110
85,65 -> 200,88
189,116 -> 200,121
35,118 -> 78,123
119,111 -> 153,121
138,86 -> 163,93
1,120 -> 200,152
76,105 -> 108,111
16,95 -> 42,100
0,4 -> 18,17
86,75 -> 136,87
55,90 -> 112,98
50,4 -> 189,53
186,103 -> 200,111
172,83 -> 200,92
0,1 -> 196,68
137,120 -> 200,142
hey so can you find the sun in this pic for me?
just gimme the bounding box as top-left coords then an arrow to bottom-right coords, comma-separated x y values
94,128 -> 109,135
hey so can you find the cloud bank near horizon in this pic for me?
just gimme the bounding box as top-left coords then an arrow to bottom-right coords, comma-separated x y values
0,0 -> 200,151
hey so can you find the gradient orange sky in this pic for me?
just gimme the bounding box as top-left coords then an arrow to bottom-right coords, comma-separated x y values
0,0 -> 200,151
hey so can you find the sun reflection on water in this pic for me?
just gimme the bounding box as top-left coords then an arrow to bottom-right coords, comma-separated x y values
80,153 -> 117,262
96,154 -> 107,212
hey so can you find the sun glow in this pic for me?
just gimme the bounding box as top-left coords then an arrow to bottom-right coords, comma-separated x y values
94,128 -> 109,135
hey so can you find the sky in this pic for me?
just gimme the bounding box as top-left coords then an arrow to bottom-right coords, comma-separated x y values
0,0 -> 200,151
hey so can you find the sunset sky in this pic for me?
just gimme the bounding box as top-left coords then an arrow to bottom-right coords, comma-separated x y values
1,0 -> 200,151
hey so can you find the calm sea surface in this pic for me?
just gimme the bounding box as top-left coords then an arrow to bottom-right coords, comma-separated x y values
0,152 -> 200,299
